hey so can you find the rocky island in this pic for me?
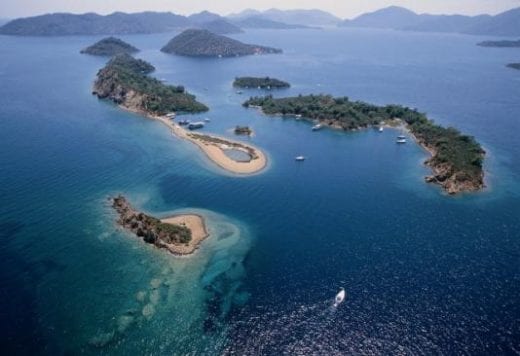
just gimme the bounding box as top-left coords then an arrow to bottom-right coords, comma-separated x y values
112,195 -> 208,255
160,29 -> 282,57
93,53 -> 208,114
234,125 -> 253,135
233,76 -> 290,89
81,37 -> 139,56
92,53 -> 267,175
244,94 -> 485,195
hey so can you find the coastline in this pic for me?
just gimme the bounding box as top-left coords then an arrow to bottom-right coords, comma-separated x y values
121,106 -> 267,175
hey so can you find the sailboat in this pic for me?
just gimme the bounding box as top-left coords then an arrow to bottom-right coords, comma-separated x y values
334,288 -> 346,307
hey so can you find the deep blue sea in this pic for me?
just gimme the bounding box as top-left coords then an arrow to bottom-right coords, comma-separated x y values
1,28 -> 519,355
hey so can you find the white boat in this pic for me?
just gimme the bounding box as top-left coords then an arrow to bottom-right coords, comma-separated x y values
295,156 -> 305,161
312,124 -> 323,131
378,126 -> 384,132
188,122 -> 205,130
204,118 -> 211,122
334,288 -> 346,307
396,135 -> 407,144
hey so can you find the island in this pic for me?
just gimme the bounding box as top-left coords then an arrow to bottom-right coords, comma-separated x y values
81,37 -> 139,56
477,39 -> 520,47
160,29 -> 282,57
233,76 -> 290,89
507,63 -> 520,70
112,195 -> 208,255
93,53 -> 267,175
234,125 -> 253,135
244,94 -> 485,195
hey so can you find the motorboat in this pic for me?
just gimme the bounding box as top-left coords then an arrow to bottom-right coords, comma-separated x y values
378,126 -> 384,132
204,118 -> 211,122
334,288 -> 346,307
396,135 -> 407,144
295,156 -> 305,161
312,124 -> 323,131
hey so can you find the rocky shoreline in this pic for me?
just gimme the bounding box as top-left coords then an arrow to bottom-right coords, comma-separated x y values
112,195 -> 208,255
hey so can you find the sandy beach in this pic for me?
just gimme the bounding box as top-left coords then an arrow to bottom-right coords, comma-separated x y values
161,214 -> 209,255
155,115 -> 267,175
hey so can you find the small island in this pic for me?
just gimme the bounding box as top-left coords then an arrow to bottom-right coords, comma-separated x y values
81,37 -> 139,56
234,125 -> 253,135
244,94 -> 485,195
477,39 -> 520,48
93,53 -> 267,175
93,53 -> 208,114
233,76 -> 290,89
160,29 -> 282,57
507,63 -> 520,70
112,196 -> 208,255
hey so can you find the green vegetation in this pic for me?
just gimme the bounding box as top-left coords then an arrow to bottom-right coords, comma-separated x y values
233,76 -> 290,89
244,94 -> 485,190
94,53 -> 208,114
160,29 -> 282,57
80,37 -> 139,56
507,63 -> 520,70
156,222 -> 192,244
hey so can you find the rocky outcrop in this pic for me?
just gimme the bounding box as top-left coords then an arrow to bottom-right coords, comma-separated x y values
112,196 -> 194,255
424,160 -> 485,195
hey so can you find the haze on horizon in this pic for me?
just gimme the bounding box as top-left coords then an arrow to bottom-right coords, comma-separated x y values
1,0 -> 519,19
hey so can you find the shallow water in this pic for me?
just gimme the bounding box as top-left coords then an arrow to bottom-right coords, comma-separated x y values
0,28 -> 519,354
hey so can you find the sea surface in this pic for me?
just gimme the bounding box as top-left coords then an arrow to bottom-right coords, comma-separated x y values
0,28 -> 519,355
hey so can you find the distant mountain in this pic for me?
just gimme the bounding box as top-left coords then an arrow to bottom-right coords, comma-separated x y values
477,39 -> 520,47
0,18 -> 9,26
80,37 -> 139,56
507,63 -> 520,70
339,6 -> 520,36
160,29 -> 282,57
233,16 -> 317,30
0,12 -> 191,36
228,8 -> 340,26
196,19 -> 243,34
187,11 -> 222,24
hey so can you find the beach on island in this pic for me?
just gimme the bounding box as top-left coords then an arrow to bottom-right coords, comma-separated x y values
161,214 -> 209,255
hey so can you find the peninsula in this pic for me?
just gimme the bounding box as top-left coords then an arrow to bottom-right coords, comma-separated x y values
93,53 -> 208,114
81,37 -> 139,56
160,29 -> 282,57
233,76 -> 290,89
93,54 -> 267,175
244,94 -> 485,195
112,196 -> 208,255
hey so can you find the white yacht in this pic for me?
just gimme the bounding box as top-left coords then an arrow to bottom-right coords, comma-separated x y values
295,156 -> 305,161
378,126 -> 384,132
334,288 -> 346,307
312,124 -> 323,131
396,135 -> 407,144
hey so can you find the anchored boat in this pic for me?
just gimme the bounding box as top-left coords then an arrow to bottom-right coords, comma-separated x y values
334,288 -> 346,307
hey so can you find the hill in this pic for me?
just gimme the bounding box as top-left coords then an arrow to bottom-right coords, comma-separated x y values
339,6 -> 520,37
233,16 -> 317,29
196,19 -> 243,34
228,8 -> 340,26
93,53 -> 207,114
160,29 -> 282,57
80,37 -> 139,56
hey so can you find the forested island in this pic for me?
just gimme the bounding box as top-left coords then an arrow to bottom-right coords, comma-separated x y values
81,37 -> 139,56
112,196 -> 208,255
233,76 -> 290,89
507,63 -> 520,70
234,125 -> 253,135
93,53 -> 208,114
160,29 -> 282,57
244,94 -> 485,194
477,39 -> 520,47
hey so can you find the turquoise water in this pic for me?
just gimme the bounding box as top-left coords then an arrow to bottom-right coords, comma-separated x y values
0,28 -> 519,354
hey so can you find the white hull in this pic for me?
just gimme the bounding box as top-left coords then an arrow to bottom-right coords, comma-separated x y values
334,288 -> 346,307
